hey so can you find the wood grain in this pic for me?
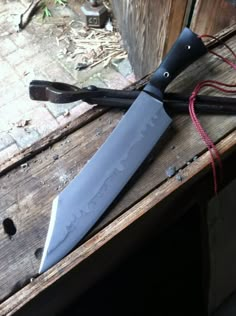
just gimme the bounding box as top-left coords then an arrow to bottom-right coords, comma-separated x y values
112,0 -> 188,78
1,130 -> 236,316
163,0 -> 190,54
0,29 -> 236,314
191,0 -> 236,35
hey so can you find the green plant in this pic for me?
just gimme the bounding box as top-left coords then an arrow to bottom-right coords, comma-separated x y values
55,0 -> 67,4
42,6 -> 52,19
42,0 -> 68,19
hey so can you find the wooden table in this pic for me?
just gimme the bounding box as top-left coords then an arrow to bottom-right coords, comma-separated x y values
0,25 -> 235,316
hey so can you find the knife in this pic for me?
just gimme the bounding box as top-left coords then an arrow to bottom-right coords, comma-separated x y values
39,27 -> 207,273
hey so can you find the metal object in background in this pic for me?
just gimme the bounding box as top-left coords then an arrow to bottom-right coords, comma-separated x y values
81,0 -> 108,28
29,80 -> 236,115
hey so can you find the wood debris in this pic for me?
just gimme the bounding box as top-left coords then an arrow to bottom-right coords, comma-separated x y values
15,119 -> 31,128
58,21 -> 127,70
63,109 -> 70,117
21,163 -> 29,169
165,166 -> 177,178
53,154 -> 59,161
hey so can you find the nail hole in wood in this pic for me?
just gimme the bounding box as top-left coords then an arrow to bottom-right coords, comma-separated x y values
34,248 -> 43,260
3,218 -> 17,237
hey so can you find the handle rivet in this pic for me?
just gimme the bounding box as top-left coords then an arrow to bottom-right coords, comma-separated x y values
87,85 -> 97,91
163,72 -> 170,78
185,45 -> 191,50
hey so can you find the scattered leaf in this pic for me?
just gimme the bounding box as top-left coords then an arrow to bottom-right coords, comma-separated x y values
43,6 -> 52,19
55,0 -> 67,5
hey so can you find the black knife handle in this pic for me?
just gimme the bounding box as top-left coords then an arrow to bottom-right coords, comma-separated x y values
144,27 -> 207,99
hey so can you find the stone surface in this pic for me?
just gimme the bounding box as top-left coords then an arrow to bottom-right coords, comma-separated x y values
126,72 -> 136,83
112,58 -> 134,78
5,46 -> 37,67
0,143 -> 19,164
0,37 -> 17,57
0,81 -> 26,106
0,132 -> 14,151
0,62 -> 16,81
57,101 -> 95,126
27,107 -> 59,136
9,127 -> 40,149
0,100 -> 24,132
81,75 -> 108,89
0,0 -> 134,163
100,68 -> 131,89
9,30 -> 34,48
15,53 -> 54,79
7,95 -> 40,114
42,62 -> 75,84
46,100 -> 82,118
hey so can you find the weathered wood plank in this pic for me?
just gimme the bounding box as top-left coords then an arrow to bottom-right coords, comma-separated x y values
1,130 -> 236,316
0,29 -> 235,313
112,0 -> 188,78
191,0 -> 236,35
163,0 -> 192,54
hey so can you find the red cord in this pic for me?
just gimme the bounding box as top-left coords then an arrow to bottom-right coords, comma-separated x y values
198,34 -> 236,59
210,50 -> 236,70
189,35 -> 236,194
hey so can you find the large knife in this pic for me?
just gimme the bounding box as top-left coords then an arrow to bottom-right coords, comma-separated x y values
39,27 -> 207,273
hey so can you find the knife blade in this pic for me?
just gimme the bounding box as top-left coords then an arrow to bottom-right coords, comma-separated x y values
39,27 -> 207,273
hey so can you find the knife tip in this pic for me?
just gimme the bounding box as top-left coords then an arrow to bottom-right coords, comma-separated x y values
38,262 -> 46,274
38,255 -> 50,274
38,196 -> 60,274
